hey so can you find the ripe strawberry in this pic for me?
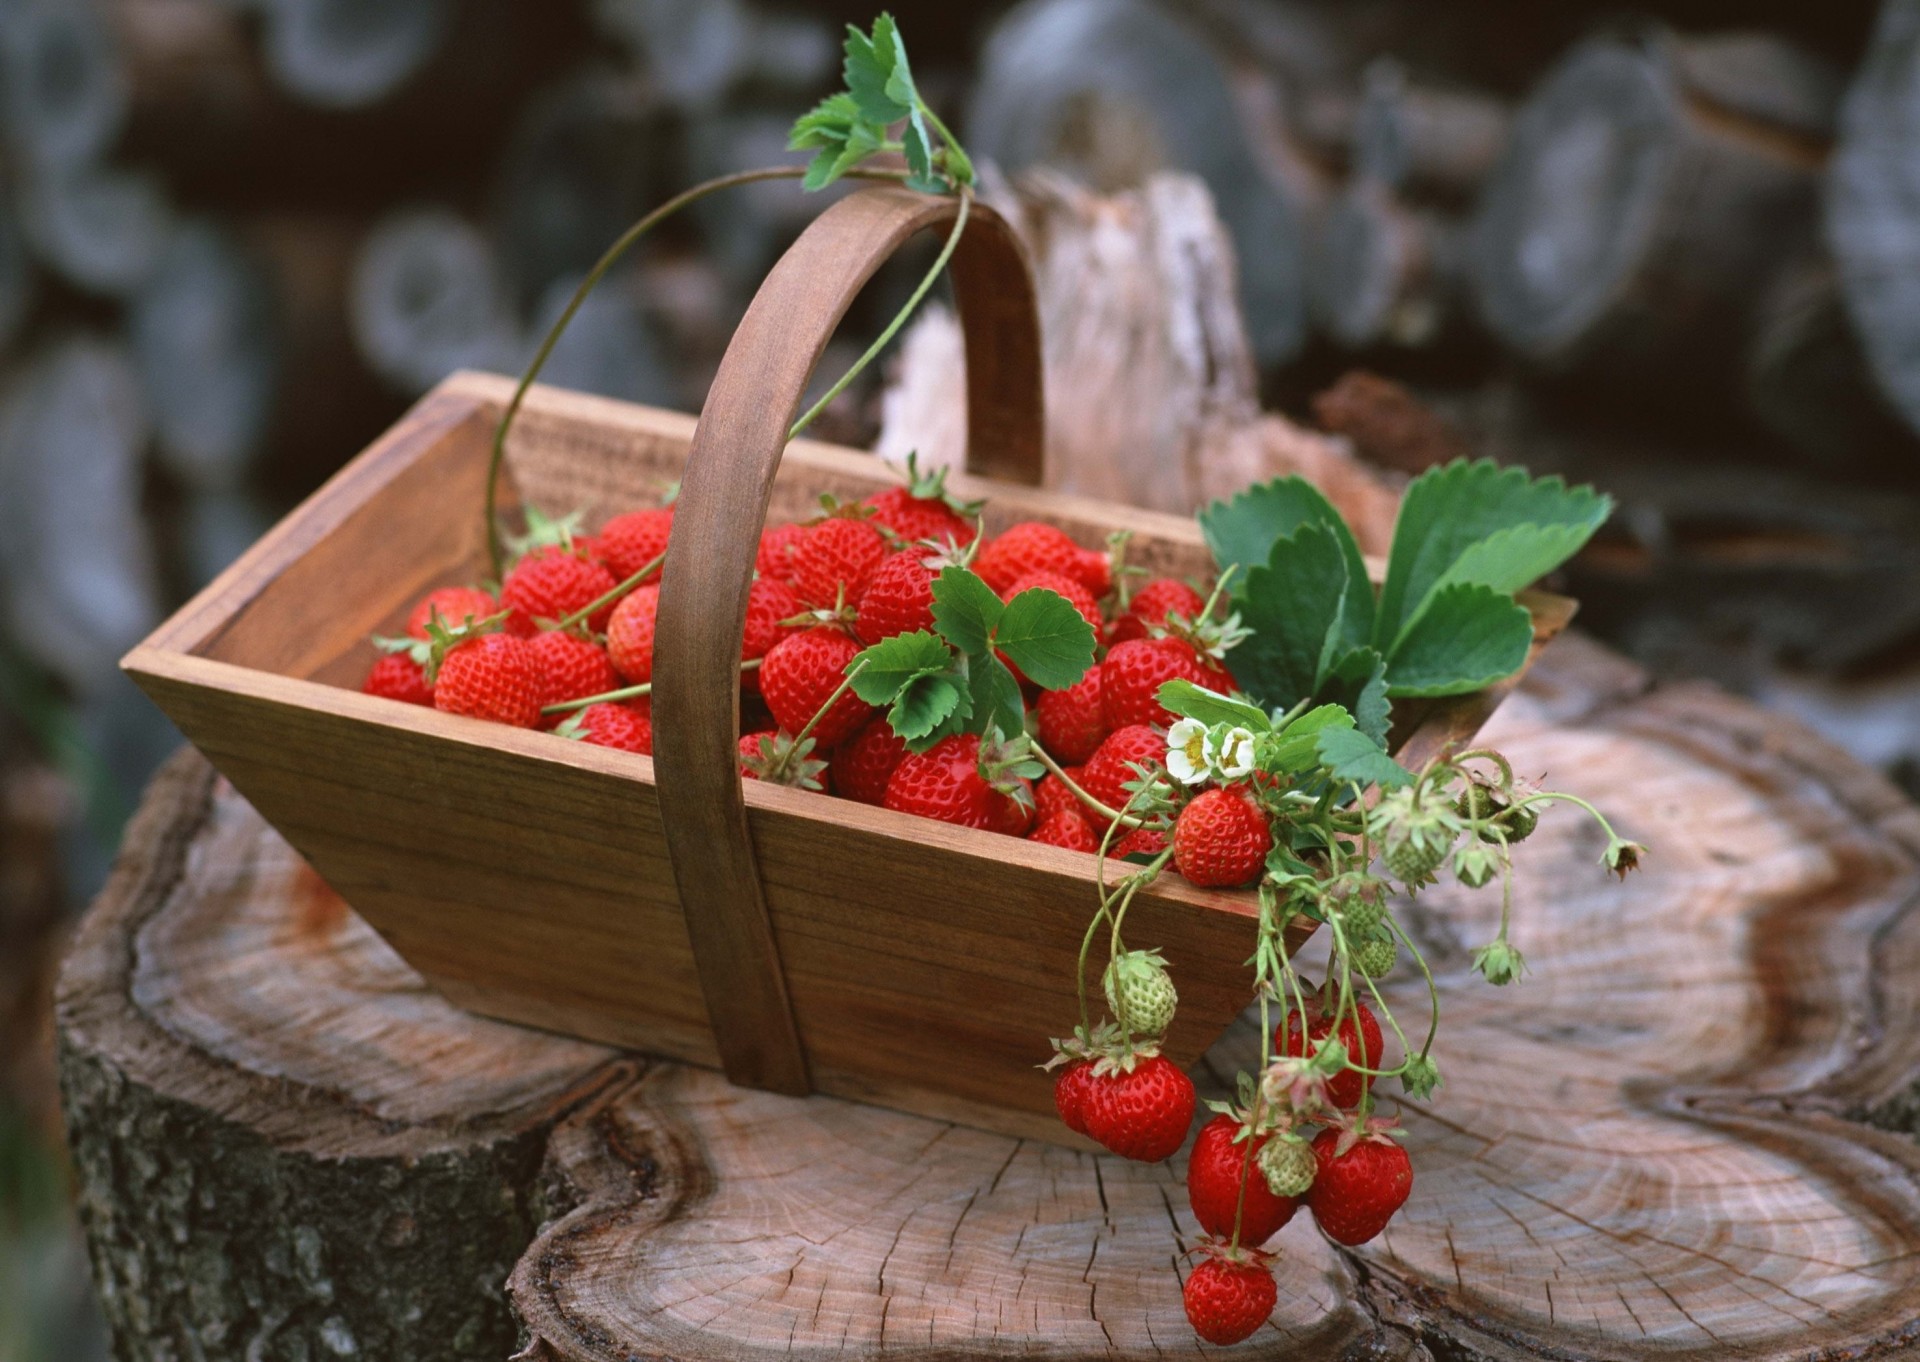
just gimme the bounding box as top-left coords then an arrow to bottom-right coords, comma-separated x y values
595,506 -> 674,581
433,633 -> 543,728
1053,1058 -> 1097,1135
564,701 -> 652,754
1183,1252 -> 1276,1346
760,627 -> 872,748
1080,1054 -> 1195,1162
1112,825 -> 1169,858
883,733 -> 1033,833
1108,577 -> 1206,645
605,583 -> 662,685
741,576 -> 803,692
1030,808 -> 1099,851
1103,636 -> 1232,730
1308,1128 -> 1413,1246
791,515 -> 889,609
502,546 -> 619,631
1276,1000 -> 1384,1110
528,630 -> 618,720
739,730 -> 829,790
1082,725 -> 1165,814
1033,772 -> 1087,825
1173,787 -> 1272,888
406,586 -> 502,639
1035,664 -> 1105,763
362,653 -> 433,706
1186,1115 -> 1300,1245
973,522 -> 1110,597
830,716 -> 909,805
756,522 -> 807,586
856,548 -> 939,642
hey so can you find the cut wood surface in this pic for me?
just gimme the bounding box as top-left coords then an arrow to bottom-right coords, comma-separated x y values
65,632 -> 1920,1359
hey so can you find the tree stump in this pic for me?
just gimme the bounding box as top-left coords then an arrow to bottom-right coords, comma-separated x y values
59,632 -> 1920,1359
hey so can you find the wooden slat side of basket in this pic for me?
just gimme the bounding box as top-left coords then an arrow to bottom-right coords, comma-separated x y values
124,372 -> 1572,1143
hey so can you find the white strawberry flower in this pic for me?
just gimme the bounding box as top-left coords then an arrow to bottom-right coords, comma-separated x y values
1216,726 -> 1256,781
1166,718 -> 1213,786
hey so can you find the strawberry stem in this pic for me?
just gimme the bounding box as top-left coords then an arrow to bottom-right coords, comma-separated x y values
548,552 -> 666,634
1029,741 -> 1153,830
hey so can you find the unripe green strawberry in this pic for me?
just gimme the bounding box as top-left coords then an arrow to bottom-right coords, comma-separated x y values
1503,805 -> 1539,842
1353,935 -> 1398,979
1338,891 -> 1385,938
1103,949 -> 1177,1036
1257,1135 -> 1318,1198
1371,786 -> 1458,885
1457,781 -> 1539,843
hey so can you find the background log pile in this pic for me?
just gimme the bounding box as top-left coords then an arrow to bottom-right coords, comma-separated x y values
3,1 -> 1918,1357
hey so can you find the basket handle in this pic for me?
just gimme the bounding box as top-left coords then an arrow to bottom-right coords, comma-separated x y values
650,186 -> 1045,1095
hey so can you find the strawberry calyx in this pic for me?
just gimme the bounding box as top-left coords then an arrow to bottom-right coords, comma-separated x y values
1047,1020 -> 1162,1076
1321,1110 -> 1404,1159
740,731 -> 829,791
1187,1235 -> 1277,1271
420,607 -> 515,684
895,449 -> 985,520
506,505 -> 589,562
371,631 -> 432,667
977,728 -> 1045,811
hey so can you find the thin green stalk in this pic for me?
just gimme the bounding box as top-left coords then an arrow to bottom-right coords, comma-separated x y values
1030,741 -> 1151,829
549,552 -> 666,633
766,658 -> 868,781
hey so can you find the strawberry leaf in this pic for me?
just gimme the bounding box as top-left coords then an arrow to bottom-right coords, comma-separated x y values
995,588 -> 1096,690
848,629 -> 953,705
842,14 -> 913,125
1317,727 -> 1413,790
965,652 -> 1026,740
1224,521 -> 1352,712
1319,647 -> 1391,746
890,670 -> 964,742
1200,476 -> 1372,647
1156,679 -> 1271,731
930,566 -> 1003,655
1384,583 -> 1532,698
1263,704 -> 1355,773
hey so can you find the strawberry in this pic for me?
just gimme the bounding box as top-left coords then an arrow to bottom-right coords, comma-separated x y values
1079,1053 -> 1195,1162
829,716 -> 909,805
741,576 -> 803,692
1030,808 -> 1099,851
502,546 -> 619,631
1053,1058 -> 1097,1135
1082,725 -> 1165,814
862,453 -> 980,546
1104,949 -> 1177,1036
605,583 -> 662,685
362,652 -> 433,706
1102,636 -> 1232,730
595,506 -> 674,580
756,522 -> 807,587
739,730 -> 829,791
433,633 -> 544,728
855,548 -> 939,642
1173,787 -> 1272,887
528,630 -> 618,721
1112,825 -> 1169,858
406,586 -> 502,639
1108,577 -> 1206,646
973,521 -> 1110,597
1033,772 -> 1087,825
1276,1000 -> 1384,1110
1183,1250 -> 1276,1346
1034,664 -> 1105,763
1308,1128 -> 1413,1246
883,733 -> 1035,834
760,627 -> 873,748
791,515 -> 889,609
561,701 -> 652,754
1187,1116 -> 1301,1245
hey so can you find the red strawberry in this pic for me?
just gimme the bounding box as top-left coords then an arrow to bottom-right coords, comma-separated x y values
756,522 -> 807,586
1030,807 -> 1099,852
1173,787 -> 1272,888
406,586 -> 503,639
1033,772 -> 1086,825
1103,636 -> 1232,730
596,506 -> 674,580
738,729 -> 778,776
1186,1115 -> 1300,1245
1035,663 -> 1105,763
605,583 -> 661,685
830,716 -> 909,806
1183,1252 -> 1276,1346
565,701 -> 652,754
741,576 -> 803,692
1079,1054 -> 1195,1162
1082,725 -> 1165,814
1112,825 -> 1169,858
974,522 -> 1109,597
883,733 -> 1033,833
362,653 -> 433,706
1276,1000 -> 1384,1110
861,456 -> 980,546
856,548 -> 939,642
433,633 -> 543,728
791,516 -> 889,609
1053,1058 -> 1097,1135
760,627 -> 872,748
1109,578 -> 1206,645
528,630 -> 618,721
1308,1129 -> 1413,1246
502,546 -> 619,631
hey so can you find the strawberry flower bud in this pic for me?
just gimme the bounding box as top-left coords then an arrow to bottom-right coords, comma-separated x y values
1471,939 -> 1527,986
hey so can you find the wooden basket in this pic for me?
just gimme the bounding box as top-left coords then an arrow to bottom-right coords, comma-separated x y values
124,187 -> 1571,1143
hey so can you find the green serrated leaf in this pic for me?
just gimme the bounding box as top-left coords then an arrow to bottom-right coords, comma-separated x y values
965,651 -> 1025,740
890,671 -> 962,741
842,14 -> 912,124
930,566 -> 1003,655
1224,522 -> 1351,712
1320,647 -> 1391,747
848,630 -> 953,704
901,109 -> 935,187
1264,704 -> 1355,772
1157,679 -> 1271,731
1200,476 -> 1373,647
788,92 -> 861,150
1385,583 -> 1532,698
1376,458 -> 1609,651
1317,726 -> 1413,789
995,588 -> 1097,690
